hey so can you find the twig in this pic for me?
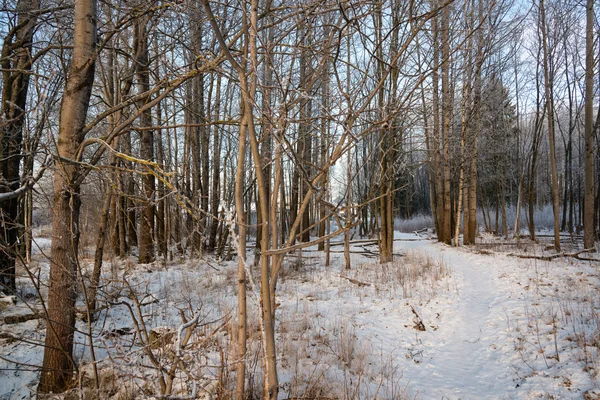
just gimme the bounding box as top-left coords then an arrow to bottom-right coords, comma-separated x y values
410,305 -> 426,332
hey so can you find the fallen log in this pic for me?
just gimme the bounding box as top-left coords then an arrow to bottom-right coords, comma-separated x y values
393,238 -> 432,242
3,313 -> 41,324
326,250 -> 377,256
535,234 -> 583,238
339,275 -> 371,287
569,249 -> 600,262
475,242 -> 524,247
413,227 -> 429,234
508,249 -> 599,262
507,253 -> 562,261
329,239 -> 378,247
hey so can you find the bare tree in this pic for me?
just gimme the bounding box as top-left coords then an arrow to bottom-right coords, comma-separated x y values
136,12 -> 155,264
0,0 -> 39,291
38,0 -> 98,392
583,0 -> 595,249
539,0 -> 561,251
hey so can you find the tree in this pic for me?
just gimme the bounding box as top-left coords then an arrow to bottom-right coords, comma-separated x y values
539,0 -> 561,251
464,0 -> 485,245
39,0 -> 97,392
583,0 -> 595,249
0,0 -> 39,291
136,12 -> 155,264
478,76 -> 518,236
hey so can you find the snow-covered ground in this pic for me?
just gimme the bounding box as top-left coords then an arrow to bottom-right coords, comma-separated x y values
1,231 -> 599,399
384,236 -> 599,399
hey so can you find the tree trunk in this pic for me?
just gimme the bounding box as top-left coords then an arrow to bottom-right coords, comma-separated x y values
122,132 -> 137,250
39,0 -> 97,392
345,147 -> 352,270
318,49 -> 330,251
209,75 -> 223,251
234,113 -> 248,400
299,27 -> 312,244
584,0 -> 595,249
155,98 -> 167,259
0,0 -> 39,291
417,32 -> 439,236
465,0 -> 484,246
89,183 -> 113,314
455,20 -> 473,246
245,6 -> 279,391
200,74 -> 209,251
440,0 -> 452,245
514,172 -> 524,237
201,0 -> 279,394
137,15 -> 155,264
528,45 -> 545,242
539,0 -> 561,251
501,177 -> 508,238
431,3 -> 444,241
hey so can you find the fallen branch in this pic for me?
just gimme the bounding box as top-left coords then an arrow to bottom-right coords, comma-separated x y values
339,275 -> 371,287
413,227 -> 430,236
535,234 -> 583,239
329,250 -> 377,258
3,313 -> 41,324
569,249 -> 600,262
329,239 -> 377,247
476,242 -> 524,247
286,397 -> 336,400
410,305 -> 426,331
0,332 -> 19,342
508,248 -> 599,262
507,253 -> 562,261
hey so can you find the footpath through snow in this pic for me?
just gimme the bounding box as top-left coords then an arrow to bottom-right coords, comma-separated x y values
376,235 -> 599,399
396,238 -> 516,399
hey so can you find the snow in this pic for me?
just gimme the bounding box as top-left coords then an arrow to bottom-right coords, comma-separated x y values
391,240 -> 518,399
387,238 -> 599,399
1,232 -> 599,399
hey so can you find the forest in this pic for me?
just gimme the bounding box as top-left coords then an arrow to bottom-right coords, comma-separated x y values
1,0 -> 599,398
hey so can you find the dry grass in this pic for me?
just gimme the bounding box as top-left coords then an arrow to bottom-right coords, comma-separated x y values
8,238 -> 443,399
349,250 -> 451,300
394,214 -> 433,233
271,251 -> 448,399
280,313 -> 407,400
507,256 -> 600,394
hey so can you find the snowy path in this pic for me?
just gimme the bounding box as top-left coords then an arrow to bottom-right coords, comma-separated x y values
396,239 -> 517,399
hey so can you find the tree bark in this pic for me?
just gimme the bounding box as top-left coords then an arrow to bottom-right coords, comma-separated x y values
137,15 -> 155,263
539,0 -> 561,251
0,0 -> 39,291
234,113 -> 248,400
208,75 -> 223,251
39,0 -> 97,392
89,183 -> 112,314
464,0 -> 483,246
432,6 -> 444,241
318,37 -> 330,251
584,0 -> 595,249
440,0 -> 452,245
